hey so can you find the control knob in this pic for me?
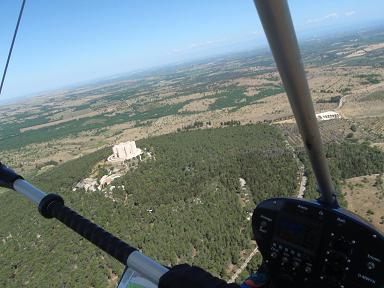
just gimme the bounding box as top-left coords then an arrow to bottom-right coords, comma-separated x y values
292,261 -> 300,270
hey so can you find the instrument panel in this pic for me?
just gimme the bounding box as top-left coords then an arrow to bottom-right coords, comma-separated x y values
252,198 -> 384,288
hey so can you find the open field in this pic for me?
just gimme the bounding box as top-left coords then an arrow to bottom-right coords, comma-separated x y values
278,117 -> 384,147
343,174 -> 384,233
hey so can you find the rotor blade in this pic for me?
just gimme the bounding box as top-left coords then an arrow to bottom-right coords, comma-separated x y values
253,0 -> 337,207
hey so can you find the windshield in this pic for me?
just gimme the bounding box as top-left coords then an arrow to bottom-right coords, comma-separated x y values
0,1 -> 383,287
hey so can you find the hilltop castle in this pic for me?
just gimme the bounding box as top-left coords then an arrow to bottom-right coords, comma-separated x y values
108,141 -> 142,162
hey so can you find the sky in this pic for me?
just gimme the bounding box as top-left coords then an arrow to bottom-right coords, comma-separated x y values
1,0 -> 384,100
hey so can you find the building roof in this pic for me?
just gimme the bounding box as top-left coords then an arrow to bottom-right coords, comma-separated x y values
316,111 -> 341,117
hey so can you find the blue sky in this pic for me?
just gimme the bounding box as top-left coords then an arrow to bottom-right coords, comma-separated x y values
1,0 -> 384,100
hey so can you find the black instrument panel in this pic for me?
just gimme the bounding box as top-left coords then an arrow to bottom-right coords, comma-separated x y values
252,197 -> 384,288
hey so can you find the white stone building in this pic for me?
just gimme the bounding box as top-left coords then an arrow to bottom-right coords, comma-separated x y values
98,174 -> 121,190
108,141 -> 142,162
316,111 -> 341,121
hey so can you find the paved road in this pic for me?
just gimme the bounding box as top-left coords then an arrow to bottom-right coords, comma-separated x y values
228,247 -> 260,283
297,174 -> 307,199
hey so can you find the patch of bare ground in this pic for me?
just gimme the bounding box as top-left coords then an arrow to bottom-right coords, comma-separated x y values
235,77 -> 275,87
356,117 -> 384,136
342,174 -> 384,233
0,132 -> 110,176
158,91 -> 215,105
20,110 -> 101,132
178,98 -> 217,112
308,66 -> 384,104
242,94 -> 287,116
341,86 -> 384,118
115,93 -> 298,143
234,76 -> 282,97
49,108 -> 93,121
344,42 -> 384,58
342,100 -> 384,118
117,112 -> 219,140
373,143 -> 384,151
59,93 -> 111,108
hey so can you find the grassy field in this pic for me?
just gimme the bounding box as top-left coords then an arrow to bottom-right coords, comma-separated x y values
342,174 -> 384,232
359,90 -> 384,102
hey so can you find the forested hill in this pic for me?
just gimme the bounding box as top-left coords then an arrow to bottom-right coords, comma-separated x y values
2,124 -> 384,287
0,124 -> 299,287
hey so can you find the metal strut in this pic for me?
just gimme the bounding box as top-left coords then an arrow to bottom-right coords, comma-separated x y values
253,0 -> 338,207
0,0 -> 26,96
0,163 -> 168,285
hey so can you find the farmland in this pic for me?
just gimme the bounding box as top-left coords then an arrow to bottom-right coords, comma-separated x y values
0,27 -> 384,177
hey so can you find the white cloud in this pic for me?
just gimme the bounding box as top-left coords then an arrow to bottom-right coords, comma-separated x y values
168,31 -> 262,56
345,10 -> 356,17
324,13 -> 339,20
171,48 -> 182,53
189,40 -> 217,49
169,34 -> 248,55
306,10 -> 357,25
306,18 -> 320,24
306,12 -> 339,24
169,40 -> 219,55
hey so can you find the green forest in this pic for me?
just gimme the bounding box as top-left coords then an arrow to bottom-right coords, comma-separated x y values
1,125 -> 384,287
0,124 -> 298,287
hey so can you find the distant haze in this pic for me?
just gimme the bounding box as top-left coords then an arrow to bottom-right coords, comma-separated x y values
1,0 -> 383,100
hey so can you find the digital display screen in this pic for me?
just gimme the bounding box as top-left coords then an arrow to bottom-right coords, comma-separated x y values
277,216 -> 319,251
